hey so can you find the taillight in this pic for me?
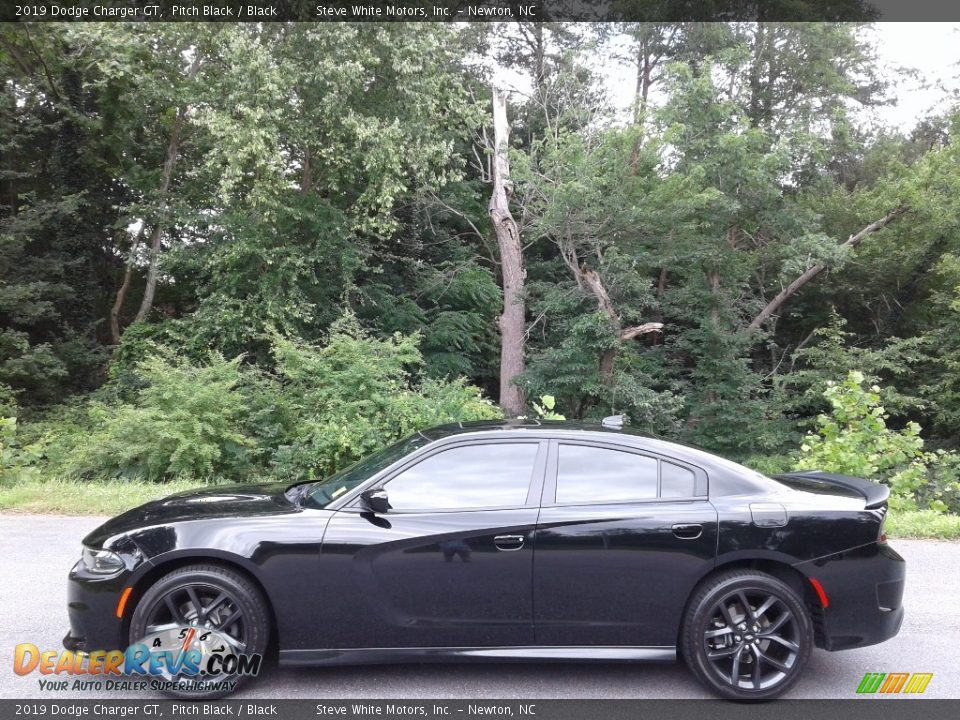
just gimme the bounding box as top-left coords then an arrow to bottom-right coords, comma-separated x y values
878,510 -> 887,544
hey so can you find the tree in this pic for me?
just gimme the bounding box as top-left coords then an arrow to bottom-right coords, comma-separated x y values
488,88 -> 526,416
0,25 -> 118,401
116,24 -> 486,361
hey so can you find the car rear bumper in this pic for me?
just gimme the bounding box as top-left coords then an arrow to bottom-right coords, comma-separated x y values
64,560 -> 127,654
794,542 -> 905,651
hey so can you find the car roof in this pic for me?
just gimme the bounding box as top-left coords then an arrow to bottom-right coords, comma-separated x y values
417,419 -> 638,440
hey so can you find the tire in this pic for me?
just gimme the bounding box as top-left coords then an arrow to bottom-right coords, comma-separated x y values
680,569 -> 813,701
128,564 -> 270,699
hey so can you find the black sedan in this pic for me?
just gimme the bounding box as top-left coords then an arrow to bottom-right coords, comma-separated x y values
65,420 -> 905,700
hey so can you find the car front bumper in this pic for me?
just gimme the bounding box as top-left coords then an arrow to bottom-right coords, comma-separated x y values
794,542 -> 906,651
64,560 -> 129,654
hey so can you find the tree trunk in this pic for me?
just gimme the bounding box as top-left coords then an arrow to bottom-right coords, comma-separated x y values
300,145 -> 312,194
133,54 -> 201,324
109,223 -> 147,345
634,40 -> 653,123
747,205 -> 909,331
489,87 -> 526,416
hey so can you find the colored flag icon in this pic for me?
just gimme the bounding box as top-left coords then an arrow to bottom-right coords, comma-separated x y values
856,672 -> 932,694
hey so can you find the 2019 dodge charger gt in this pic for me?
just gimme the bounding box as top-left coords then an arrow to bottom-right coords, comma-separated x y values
65,420 -> 905,700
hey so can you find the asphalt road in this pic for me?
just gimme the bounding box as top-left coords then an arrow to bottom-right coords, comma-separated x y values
1,514 -> 957,700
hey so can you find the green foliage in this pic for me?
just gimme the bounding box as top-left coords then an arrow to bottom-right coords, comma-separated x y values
517,298 -> 682,432
795,371 -> 960,512
780,311 -> 929,423
741,454 -> 794,476
0,383 -> 17,418
531,395 -> 566,421
0,416 -> 43,485
39,312 -> 501,485
885,510 -> 960,540
0,476 -> 206,515
61,352 -> 256,482
267,313 -> 501,479
416,263 -> 501,380
4,20 -> 960,534
914,255 -> 960,440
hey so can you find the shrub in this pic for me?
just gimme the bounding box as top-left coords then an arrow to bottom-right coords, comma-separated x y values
0,382 -> 17,417
795,371 -> 960,512
43,313 -> 501,485
265,313 -> 501,480
62,351 -> 256,482
0,416 -> 43,485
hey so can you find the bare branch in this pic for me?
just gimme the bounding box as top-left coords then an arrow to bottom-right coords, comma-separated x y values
747,204 -> 909,331
620,322 -> 664,341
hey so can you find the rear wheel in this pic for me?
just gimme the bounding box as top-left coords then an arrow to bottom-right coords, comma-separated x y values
681,570 -> 813,700
128,564 -> 269,699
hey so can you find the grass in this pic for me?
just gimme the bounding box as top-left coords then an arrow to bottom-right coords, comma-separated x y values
1,478 -> 959,539
886,509 -> 960,540
0,477 -> 209,515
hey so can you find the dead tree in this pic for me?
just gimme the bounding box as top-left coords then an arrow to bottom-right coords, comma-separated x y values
489,88 -> 526,416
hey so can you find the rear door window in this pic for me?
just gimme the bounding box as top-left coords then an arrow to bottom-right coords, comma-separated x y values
556,444 -> 658,504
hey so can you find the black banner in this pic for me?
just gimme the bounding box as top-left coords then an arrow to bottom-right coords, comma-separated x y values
2,0 -> 960,23
2,700 -> 959,720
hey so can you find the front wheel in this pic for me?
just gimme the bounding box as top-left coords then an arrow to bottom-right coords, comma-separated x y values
681,570 -> 813,700
128,564 -> 270,699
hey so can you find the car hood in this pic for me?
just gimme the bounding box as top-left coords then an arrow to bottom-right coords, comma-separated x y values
84,482 -> 298,547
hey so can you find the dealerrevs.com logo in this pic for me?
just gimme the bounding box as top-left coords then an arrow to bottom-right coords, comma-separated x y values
856,672 -> 933,695
14,626 -> 262,694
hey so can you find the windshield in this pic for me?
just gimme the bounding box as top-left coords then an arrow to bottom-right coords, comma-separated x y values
303,434 -> 428,509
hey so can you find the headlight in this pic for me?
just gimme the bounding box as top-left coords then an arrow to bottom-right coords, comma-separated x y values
81,546 -> 125,575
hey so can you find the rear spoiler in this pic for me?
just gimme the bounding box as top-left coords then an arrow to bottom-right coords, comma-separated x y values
774,471 -> 890,509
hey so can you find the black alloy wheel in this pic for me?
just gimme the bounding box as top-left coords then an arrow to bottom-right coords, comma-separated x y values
128,564 -> 270,699
681,570 -> 813,700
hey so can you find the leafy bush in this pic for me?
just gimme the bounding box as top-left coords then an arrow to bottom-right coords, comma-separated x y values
35,313 -> 501,485
795,371 -> 960,512
531,395 -> 565,420
0,382 -> 17,417
779,311 -> 929,425
0,416 -> 43,485
61,352 -> 256,482
266,313 -> 501,480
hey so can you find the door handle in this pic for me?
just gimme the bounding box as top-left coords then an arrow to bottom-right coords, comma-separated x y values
494,534 -> 525,551
672,523 -> 702,540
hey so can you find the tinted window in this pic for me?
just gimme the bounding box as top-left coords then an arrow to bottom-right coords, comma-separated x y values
557,445 -> 657,504
661,461 -> 697,498
385,443 -> 539,511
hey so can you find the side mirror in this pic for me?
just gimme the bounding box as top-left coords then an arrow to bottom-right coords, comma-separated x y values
360,488 -> 390,514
